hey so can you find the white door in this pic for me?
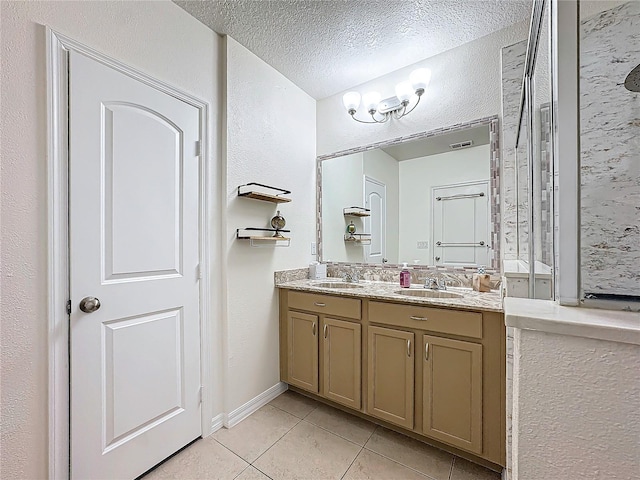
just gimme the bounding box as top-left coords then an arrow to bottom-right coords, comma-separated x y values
432,182 -> 489,267
69,51 -> 201,479
364,176 -> 386,264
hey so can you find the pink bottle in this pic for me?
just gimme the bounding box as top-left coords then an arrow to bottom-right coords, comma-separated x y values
400,263 -> 411,288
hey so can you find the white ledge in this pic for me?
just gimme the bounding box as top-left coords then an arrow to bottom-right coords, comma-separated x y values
504,297 -> 640,345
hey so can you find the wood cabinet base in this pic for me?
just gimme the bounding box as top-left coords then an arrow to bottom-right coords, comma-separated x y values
279,290 -> 505,469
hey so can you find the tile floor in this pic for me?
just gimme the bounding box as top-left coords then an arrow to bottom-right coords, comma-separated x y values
144,390 -> 502,480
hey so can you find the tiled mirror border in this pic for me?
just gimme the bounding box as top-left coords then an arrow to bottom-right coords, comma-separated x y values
316,115 -> 501,274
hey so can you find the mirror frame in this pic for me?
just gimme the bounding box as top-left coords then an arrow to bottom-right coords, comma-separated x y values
316,115 -> 501,272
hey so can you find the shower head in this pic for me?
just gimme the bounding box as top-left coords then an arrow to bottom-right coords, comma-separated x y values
624,64 -> 640,92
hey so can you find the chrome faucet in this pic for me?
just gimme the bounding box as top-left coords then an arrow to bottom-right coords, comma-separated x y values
344,268 -> 360,283
424,277 -> 447,290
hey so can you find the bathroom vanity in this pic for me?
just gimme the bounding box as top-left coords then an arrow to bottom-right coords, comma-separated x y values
276,279 -> 505,470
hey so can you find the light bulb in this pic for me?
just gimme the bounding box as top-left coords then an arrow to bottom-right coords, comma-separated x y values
342,92 -> 361,114
395,82 -> 413,103
362,91 -> 381,113
410,68 -> 431,93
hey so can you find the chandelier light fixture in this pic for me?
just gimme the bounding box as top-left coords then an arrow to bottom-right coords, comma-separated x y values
342,68 -> 431,124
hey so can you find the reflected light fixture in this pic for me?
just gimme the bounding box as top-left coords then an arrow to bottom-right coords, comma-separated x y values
342,68 -> 431,124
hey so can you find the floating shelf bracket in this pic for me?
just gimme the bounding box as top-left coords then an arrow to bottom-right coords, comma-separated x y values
237,182 -> 292,203
237,227 -> 291,247
343,206 -> 371,217
344,233 -> 372,245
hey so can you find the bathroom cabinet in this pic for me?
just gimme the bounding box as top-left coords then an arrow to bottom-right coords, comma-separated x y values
367,325 -> 414,429
422,335 -> 483,454
283,291 -> 362,409
286,310 -> 318,392
279,288 -> 505,469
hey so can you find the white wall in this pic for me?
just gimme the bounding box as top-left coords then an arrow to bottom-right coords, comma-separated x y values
321,153 -> 365,263
398,145 -> 490,264
512,328 -> 640,479
363,149 -> 399,264
0,1 -> 222,478
316,21 -> 528,156
224,37 -> 316,411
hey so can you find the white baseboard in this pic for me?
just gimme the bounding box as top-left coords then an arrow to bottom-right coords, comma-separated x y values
223,382 -> 288,428
206,413 -> 225,436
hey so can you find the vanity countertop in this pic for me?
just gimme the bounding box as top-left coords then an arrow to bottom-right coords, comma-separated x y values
276,278 -> 503,313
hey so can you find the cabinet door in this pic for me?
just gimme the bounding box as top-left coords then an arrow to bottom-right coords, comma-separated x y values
367,326 -> 414,429
322,318 -> 361,409
287,311 -> 318,393
422,335 -> 482,454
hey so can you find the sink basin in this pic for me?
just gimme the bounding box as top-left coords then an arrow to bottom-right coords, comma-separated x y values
395,289 -> 464,299
314,282 -> 364,289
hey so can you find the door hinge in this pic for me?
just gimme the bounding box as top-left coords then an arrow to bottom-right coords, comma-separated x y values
195,141 -> 201,157
199,386 -> 204,404
196,264 -> 202,280
66,300 -> 71,315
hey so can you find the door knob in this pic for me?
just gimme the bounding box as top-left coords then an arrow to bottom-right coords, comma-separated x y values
79,296 -> 101,313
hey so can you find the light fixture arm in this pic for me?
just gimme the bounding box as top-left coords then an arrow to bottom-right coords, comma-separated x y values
396,90 -> 423,119
342,69 -> 430,124
347,110 -> 390,124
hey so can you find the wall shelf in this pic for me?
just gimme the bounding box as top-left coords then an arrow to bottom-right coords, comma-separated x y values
344,233 -> 372,245
237,228 -> 291,247
238,182 -> 291,203
343,206 -> 370,217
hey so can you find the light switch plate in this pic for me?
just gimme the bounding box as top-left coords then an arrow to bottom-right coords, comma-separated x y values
417,241 -> 429,249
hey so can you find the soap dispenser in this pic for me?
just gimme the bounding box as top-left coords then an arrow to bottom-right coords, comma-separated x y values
400,263 -> 411,288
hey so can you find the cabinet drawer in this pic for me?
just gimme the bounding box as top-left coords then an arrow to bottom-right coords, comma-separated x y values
369,301 -> 482,339
288,291 -> 361,319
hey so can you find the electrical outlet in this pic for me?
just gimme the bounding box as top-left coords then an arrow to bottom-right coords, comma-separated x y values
311,242 -> 317,255
417,241 -> 429,249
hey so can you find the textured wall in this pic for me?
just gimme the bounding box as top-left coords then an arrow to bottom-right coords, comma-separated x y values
0,2 -> 221,478
512,328 -> 640,479
224,37 -> 316,411
579,1 -> 640,297
316,21 -> 528,156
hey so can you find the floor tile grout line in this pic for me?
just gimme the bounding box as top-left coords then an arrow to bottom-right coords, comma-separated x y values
339,445 -> 364,480
363,424 -> 378,446
231,464 -> 252,480
357,448 -> 440,480
247,414 -> 304,467
448,456 -> 456,480
267,400 -> 319,420
360,445 -> 442,480
300,417 -> 375,448
212,437 -> 253,466
251,464 -> 275,480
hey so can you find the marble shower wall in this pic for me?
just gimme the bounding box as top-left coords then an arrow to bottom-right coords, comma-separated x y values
580,1 -> 640,298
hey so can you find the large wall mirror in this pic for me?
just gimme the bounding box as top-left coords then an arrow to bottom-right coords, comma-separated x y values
317,116 -> 500,271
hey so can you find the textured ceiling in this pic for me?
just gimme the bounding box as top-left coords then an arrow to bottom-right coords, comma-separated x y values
174,0 -> 532,99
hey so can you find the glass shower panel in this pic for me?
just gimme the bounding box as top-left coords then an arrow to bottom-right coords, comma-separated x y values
515,113 -> 529,265
532,2 -> 553,276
